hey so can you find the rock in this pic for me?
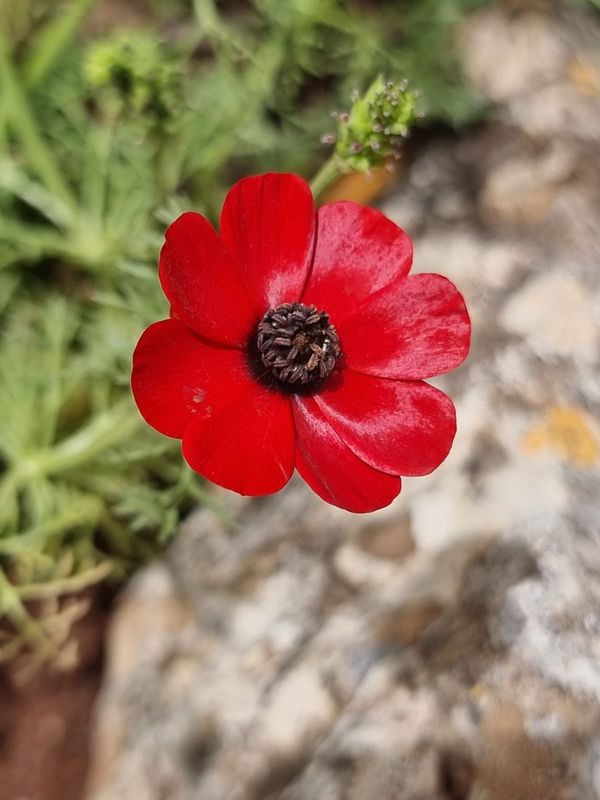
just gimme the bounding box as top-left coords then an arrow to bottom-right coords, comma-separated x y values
510,82 -> 600,142
85,565 -> 194,799
255,665 -> 337,757
479,147 -> 576,226
497,521 -> 600,701
462,9 -> 568,103
375,600 -> 445,646
524,711 -> 567,743
475,702 -> 573,800
523,406 -> 600,468
348,751 -> 442,800
333,542 -> 402,590
411,229 -> 528,289
499,270 -> 597,361
358,516 -> 416,561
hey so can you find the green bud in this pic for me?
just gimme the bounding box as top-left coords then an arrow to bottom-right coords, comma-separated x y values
334,76 -> 420,171
84,33 -> 181,122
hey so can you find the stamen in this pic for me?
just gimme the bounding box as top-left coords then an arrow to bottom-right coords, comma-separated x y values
256,302 -> 341,387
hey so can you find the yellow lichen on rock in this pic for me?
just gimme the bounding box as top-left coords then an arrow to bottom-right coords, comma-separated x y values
567,58 -> 600,97
523,406 -> 600,467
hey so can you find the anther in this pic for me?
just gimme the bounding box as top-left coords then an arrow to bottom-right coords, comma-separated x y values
256,302 -> 341,387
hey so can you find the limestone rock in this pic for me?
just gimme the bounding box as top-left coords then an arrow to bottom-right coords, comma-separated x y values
462,9 -> 568,102
499,271 -> 597,361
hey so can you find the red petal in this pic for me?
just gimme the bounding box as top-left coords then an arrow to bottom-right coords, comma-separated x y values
132,318 -> 248,438
132,320 -> 294,494
313,371 -> 456,477
220,173 -> 316,313
182,381 -> 295,497
159,212 -> 257,346
293,397 -> 401,513
302,201 -> 413,323
338,273 -> 470,379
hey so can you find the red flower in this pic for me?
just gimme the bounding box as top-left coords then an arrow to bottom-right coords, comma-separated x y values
131,173 -> 470,512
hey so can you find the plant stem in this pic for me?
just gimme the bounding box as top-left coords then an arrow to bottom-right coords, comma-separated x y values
0,497 -> 102,555
193,0 -> 221,35
17,561 -> 113,601
0,24 -> 77,216
0,569 -> 55,657
99,512 -> 136,559
310,155 -> 344,200
15,403 -> 140,484
191,0 -> 248,55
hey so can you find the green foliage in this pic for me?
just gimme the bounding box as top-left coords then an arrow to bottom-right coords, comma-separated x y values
0,0 -> 487,665
570,0 -> 600,10
0,296 -> 206,664
0,0 -> 54,48
85,32 -> 183,122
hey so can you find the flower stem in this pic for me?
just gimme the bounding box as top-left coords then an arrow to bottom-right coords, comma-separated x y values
310,155 -> 344,200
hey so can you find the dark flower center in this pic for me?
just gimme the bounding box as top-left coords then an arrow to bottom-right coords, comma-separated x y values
256,302 -> 341,387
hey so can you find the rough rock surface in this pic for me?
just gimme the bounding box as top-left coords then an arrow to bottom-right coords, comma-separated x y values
86,3 -> 600,799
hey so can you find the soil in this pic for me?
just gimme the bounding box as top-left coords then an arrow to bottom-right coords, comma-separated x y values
0,590 -> 113,800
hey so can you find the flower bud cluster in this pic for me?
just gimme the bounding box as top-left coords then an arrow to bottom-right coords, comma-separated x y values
329,76 -> 420,171
84,34 -> 181,122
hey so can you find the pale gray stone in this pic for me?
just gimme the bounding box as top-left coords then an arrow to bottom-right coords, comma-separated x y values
499,270 -> 598,361
462,9 -> 568,102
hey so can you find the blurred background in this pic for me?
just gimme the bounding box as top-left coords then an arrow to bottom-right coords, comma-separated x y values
0,0 -> 599,798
